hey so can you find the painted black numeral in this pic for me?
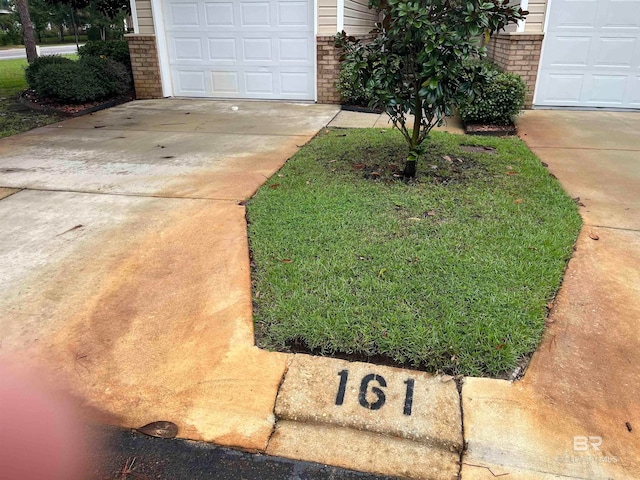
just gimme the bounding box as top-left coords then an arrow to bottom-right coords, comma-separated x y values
335,369 -> 349,405
358,373 -> 387,410
403,378 -> 415,416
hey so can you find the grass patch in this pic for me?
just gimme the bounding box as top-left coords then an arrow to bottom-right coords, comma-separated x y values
0,57 -> 77,139
247,129 -> 581,377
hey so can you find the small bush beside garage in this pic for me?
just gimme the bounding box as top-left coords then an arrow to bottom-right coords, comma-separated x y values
26,56 -> 131,104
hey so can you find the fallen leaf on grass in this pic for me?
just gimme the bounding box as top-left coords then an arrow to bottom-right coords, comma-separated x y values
506,171 -> 519,175
514,199 -> 524,204
589,232 -> 600,240
353,163 -> 366,170
371,171 -> 381,178
378,268 -> 387,278
281,258 -> 293,263
269,183 -> 281,189
426,210 -> 436,216
442,155 -> 452,163
408,217 -> 421,221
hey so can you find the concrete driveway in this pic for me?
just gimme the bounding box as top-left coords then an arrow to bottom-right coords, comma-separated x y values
462,110 -> 640,479
0,100 -> 338,448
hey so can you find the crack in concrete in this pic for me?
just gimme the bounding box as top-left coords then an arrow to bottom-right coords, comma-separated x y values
264,355 -> 293,453
456,378 -> 467,480
2,186 -> 243,202
585,224 -> 640,233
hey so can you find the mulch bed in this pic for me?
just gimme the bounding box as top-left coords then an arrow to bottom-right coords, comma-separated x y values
19,89 -> 134,117
341,104 -> 384,114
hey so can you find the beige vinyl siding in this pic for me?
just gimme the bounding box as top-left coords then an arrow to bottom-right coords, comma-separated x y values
136,0 -> 155,34
343,0 -> 378,35
525,0 -> 547,32
319,0 -> 338,35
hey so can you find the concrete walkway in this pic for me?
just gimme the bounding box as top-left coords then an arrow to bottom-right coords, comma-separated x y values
1,103 -> 639,479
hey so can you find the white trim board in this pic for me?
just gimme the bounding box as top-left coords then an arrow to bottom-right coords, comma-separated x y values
149,0 -> 173,97
129,0 -> 139,33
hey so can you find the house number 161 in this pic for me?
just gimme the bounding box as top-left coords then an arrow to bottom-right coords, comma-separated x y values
335,370 -> 415,416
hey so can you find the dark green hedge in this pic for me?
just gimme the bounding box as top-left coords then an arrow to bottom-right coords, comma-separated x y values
30,56 -> 132,104
78,40 -> 131,72
459,70 -> 526,125
24,55 -> 75,89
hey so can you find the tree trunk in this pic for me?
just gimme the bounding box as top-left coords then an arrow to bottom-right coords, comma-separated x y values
16,0 -> 38,63
403,93 -> 423,178
403,159 -> 417,178
71,8 -> 79,50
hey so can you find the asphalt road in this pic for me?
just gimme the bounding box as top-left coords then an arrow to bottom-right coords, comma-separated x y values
0,44 -> 81,60
88,426 -> 401,480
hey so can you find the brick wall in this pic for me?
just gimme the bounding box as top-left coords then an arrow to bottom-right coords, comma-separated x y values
316,36 -> 342,104
486,33 -> 544,108
125,34 -> 163,99
316,34 -> 377,104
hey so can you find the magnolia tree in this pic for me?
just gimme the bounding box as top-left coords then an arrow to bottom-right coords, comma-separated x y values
336,0 -> 527,177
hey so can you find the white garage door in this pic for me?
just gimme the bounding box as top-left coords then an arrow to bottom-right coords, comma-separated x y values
162,0 -> 315,100
535,0 -> 640,108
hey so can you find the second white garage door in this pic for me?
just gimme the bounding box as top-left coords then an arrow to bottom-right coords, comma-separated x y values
162,0 -> 315,100
535,0 -> 640,108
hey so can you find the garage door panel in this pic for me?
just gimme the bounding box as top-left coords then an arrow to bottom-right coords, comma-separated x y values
548,0 -> 598,30
205,2 -> 234,26
174,37 -> 204,60
169,2 -> 200,26
277,1 -> 309,26
546,36 -> 592,67
585,74 -> 628,104
595,37 -> 636,68
211,71 -> 240,94
599,0 -> 640,30
279,37 -> 311,62
176,70 -> 208,95
240,2 -> 272,27
538,74 -> 584,104
208,38 -> 237,61
626,76 -> 640,106
241,38 -> 273,61
536,0 -> 640,108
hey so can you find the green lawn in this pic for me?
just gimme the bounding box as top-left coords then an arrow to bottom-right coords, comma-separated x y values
0,58 -> 30,96
0,56 -> 76,139
247,129 -> 581,377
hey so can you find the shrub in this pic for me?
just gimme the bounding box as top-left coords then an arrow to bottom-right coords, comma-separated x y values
24,55 -> 74,89
34,62 -> 106,103
337,58 -> 375,107
80,56 -> 132,96
459,69 -> 526,125
32,56 -> 132,104
78,40 -> 131,72
0,27 -> 22,46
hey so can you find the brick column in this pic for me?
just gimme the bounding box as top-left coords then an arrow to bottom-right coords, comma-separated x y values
316,36 -> 341,104
125,34 -> 164,99
486,33 -> 544,108
316,34 -> 378,104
